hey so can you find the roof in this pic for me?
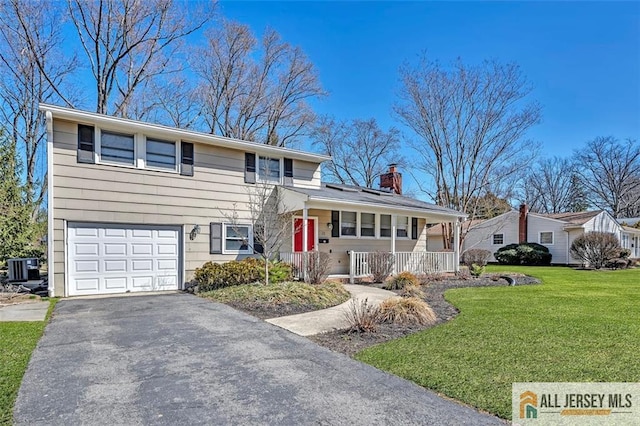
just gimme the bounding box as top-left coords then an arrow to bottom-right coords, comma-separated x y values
39,103 -> 331,163
281,183 -> 466,220
537,210 -> 602,225
426,218 -> 487,236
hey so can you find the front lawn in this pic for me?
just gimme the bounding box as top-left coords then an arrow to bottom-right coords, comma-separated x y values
355,266 -> 640,420
0,300 -> 57,425
200,281 -> 350,319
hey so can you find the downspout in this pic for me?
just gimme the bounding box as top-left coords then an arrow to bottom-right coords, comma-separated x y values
453,218 -> 461,272
45,110 -> 55,297
566,230 -> 570,265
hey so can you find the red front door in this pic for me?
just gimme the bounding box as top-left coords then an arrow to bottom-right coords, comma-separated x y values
294,218 -> 315,252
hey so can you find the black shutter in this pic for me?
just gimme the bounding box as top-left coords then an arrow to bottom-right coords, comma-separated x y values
411,217 -> 419,240
77,124 -> 95,164
245,153 -> 256,183
210,222 -> 223,254
283,158 -> 293,185
331,210 -> 340,238
180,142 -> 194,176
253,225 -> 264,254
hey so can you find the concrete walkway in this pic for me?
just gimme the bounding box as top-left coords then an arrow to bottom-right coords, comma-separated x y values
0,301 -> 49,321
266,284 -> 396,336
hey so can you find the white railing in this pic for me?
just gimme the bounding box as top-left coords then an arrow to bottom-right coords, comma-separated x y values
279,251 -> 322,280
349,251 -> 456,283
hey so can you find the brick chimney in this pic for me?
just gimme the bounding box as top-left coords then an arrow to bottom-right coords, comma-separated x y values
519,204 -> 528,243
380,164 -> 402,194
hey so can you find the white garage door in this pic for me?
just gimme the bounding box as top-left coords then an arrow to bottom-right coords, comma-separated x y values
68,223 -> 181,296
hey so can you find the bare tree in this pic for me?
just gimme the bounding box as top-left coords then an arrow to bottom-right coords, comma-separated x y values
194,21 -> 325,146
0,0 -> 76,213
68,0 -> 212,117
395,56 -> 541,248
574,137 -> 640,218
521,157 -> 588,214
311,116 -> 401,187
223,182 -> 296,285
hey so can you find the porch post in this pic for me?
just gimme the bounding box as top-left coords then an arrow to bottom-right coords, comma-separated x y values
391,214 -> 397,274
453,219 -> 461,272
303,206 -> 308,282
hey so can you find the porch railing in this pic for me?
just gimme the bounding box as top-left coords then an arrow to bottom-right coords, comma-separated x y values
350,251 -> 456,283
279,251 -> 322,280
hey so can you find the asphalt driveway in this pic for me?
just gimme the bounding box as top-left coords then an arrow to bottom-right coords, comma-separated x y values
14,293 -> 502,425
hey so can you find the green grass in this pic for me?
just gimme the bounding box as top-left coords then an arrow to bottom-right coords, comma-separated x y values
355,266 -> 640,419
201,280 -> 350,308
0,299 -> 57,425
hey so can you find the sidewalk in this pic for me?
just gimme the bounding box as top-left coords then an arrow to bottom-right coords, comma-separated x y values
0,301 -> 49,321
265,284 -> 396,336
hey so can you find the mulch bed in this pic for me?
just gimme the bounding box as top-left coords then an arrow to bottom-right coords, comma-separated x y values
222,301 -> 331,320
309,274 -> 540,357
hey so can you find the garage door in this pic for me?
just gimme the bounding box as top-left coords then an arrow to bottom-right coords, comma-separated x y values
68,223 -> 181,296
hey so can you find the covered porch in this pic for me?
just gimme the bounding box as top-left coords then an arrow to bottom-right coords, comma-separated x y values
277,184 -> 466,282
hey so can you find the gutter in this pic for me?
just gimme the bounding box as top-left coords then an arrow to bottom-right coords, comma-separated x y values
45,110 -> 55,297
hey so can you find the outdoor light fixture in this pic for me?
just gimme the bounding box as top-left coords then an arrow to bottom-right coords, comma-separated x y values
189,224 -> 201,241
326,222 -> 333,230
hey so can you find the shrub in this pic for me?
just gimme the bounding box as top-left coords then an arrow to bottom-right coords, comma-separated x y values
570,232 -> 621,269
470,264 -> 485,277
368,251 -> 394,283
399,283 -> 426,299
343,298 -> 380,333
456,266 -> 472,280
494,242 -> 552,265
378,297 -> 437,326
384,271 -> 419,290
305,251 -> 332,284
461,249 -> 492,267
619,249 -> 631,259
193,258 -> 293,291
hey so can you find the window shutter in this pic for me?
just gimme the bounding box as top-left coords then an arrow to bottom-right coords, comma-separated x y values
180,142 -> 194,176
253,225 -> 264,254
77,124 -> 95,164
411,217 -> 418,240
331,210 -> 340,238
210,222 -> 222,254
245,153 -> 256,183
283,158 -> 293,185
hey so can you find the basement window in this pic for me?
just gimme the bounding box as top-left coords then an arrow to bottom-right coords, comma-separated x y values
493,234 -> 504,245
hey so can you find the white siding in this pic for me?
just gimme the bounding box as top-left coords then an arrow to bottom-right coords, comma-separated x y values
461,211 -> 520,261
527,214 -> 569,264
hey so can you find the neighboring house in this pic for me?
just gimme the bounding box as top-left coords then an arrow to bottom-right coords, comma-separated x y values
618,218 -> 640,259
43,104 -> 466,297
433,205 -> 630,264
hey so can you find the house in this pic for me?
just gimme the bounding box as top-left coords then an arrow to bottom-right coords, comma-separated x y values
618,218 -> 640,259
431,205 -> 631,264
43,104 -> 466,297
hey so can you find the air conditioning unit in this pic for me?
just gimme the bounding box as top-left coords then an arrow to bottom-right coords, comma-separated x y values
8,258 -> 40,282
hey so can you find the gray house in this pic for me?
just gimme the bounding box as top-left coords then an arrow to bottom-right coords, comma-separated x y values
43,104 -> 465,297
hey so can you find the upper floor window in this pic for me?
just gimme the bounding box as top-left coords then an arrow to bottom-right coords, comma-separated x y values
493,234 -> 504,245
258,156 -> 281,182
101,131 -> 134,165
341,211 -> 357,236
539,231 -> 554,245
146,138 -> 176,170
396,216 -> 409,238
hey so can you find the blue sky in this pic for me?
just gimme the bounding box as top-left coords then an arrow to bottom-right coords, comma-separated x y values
218,1 -> 640,161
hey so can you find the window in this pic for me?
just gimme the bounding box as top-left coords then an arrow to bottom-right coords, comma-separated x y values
380,214 -> 391,237
146,138 -> 176,170
493,234 -> 504,245
224,224 -> 252,254
100,131 -> 134,165
539,232 -> 554,245
396,216 -> 409,238
258,156 -> 280,182
341,211 -> 357,236
360,213 -> 375,237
